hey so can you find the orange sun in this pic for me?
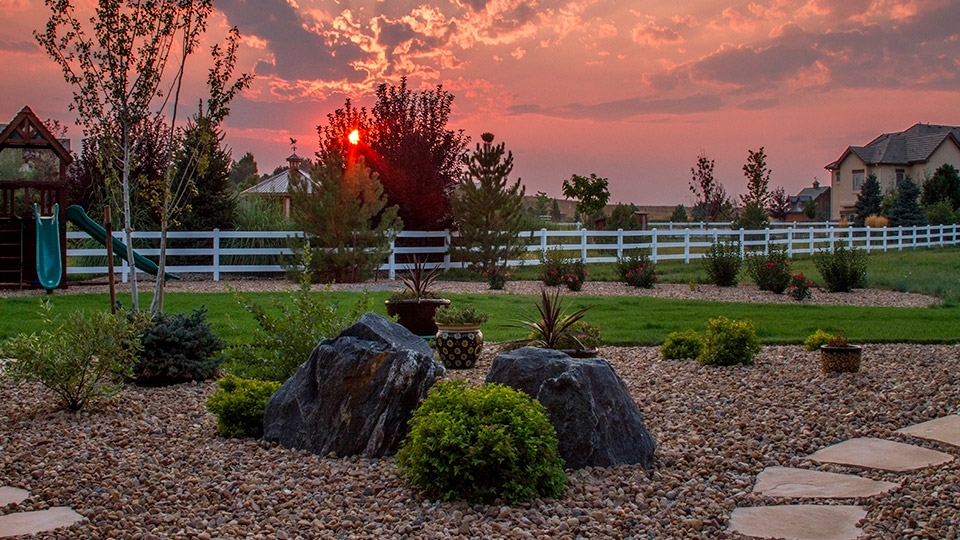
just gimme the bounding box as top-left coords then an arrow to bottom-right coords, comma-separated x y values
348,129 -> 360,145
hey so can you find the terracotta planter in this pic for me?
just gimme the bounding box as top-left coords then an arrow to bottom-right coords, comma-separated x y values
385,298 -> 450,336
435,324 -> 483,369
820,345 -> 862,373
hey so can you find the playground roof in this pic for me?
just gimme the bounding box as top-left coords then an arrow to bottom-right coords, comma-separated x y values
0,106 -> 73,169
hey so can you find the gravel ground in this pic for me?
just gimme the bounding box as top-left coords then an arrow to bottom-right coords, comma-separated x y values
2,343 -> 959,539
1,275 -> 941,308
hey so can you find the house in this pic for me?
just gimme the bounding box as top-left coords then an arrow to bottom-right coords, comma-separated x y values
240,153 -> 311,218
785,180 -> 830,222
825,123 -> 960,220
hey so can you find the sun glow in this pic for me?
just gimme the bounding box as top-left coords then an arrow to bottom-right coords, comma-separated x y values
348,129 -> 360,145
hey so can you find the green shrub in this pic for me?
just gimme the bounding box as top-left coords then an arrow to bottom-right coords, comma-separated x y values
803,329 -> 836,351
223,251 -> 370,382
660,329 -> 704,360
134,307 -> 225,386
552,320 -> 603,349
397,380 -> 566,504
618,250 -> 657,288
540,249 -> 566,287
561,259 -> 587,291
746,244 -> 791,293
1,302 -> 141,410
697,316 -> 761,366
788,273 -> 814,301
813,245 -> 867,292
206,375 -> 281,438
703,240 -> 742,287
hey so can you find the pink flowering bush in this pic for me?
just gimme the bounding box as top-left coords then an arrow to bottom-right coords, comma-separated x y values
540,250 -> 587,291
788,273 -> 814,301
746,245 -> 791,294
617,251 -> 657,288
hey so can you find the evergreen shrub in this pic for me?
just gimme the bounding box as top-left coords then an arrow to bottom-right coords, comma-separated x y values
206,375 -> 281,438
697,316 -> 761,366
813,245 -> 866,292
703,241 -> 742,287
660,329 -> 704,360
803,329 -> 836,351
397,381 -> 566,504
135,307 -> 225,385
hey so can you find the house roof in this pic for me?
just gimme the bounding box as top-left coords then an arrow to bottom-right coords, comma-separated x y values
787,184 -> 830,212
826,123 -> 960,170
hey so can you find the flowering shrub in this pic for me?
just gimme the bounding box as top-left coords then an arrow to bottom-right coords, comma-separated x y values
788,273 -> 814,301
562,259 -> 587,291
483,268 -> 510,290
540,250 -> 567,287
617,251 -> 657,288
746,245 -> 791,294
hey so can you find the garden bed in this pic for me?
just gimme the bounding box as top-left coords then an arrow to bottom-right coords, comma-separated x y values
2,343 -> 958,539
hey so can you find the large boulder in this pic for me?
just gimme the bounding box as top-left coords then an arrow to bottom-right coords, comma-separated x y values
486,347 -> 656,470
263,312 -> 445,457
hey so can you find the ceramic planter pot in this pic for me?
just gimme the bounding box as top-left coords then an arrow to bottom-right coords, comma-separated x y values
820,345 -> 862,373
435,324 -> 483,369
385,298 -> 450,336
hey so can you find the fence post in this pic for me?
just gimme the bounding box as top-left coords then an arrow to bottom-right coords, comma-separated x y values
580,228 -> 588,262
684,231 -> 690,264
764,228 -> 770,254
786,228 -> 793,257
651,229 -> 659,263
739,229 -> 745,258
210,228 -> 220,282
540,228 -> 548,255
828,227 -> 835,253
388,238 -> 396,279
808,227 -> 814,255
882,226 -> 888,251
847,227 -> 853,249
443,229 -> 451,272
617,228 -> 624,259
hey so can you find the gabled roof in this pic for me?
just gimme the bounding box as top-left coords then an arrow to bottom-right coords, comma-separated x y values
826,123 -> 960,170
240,167 -> 312,196
787,184 -> 830,212
0,106 -> 73,165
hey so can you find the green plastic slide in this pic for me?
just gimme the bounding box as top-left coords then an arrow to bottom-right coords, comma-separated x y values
34,203 -> 62,291
66,205 -> 179,281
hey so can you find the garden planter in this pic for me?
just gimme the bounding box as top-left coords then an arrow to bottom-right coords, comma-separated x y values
385,298 -> 450,337
820,345 -> 862,373
435,324 -> 484,369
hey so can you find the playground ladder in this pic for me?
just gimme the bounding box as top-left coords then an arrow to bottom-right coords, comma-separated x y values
0,220 -> 23,285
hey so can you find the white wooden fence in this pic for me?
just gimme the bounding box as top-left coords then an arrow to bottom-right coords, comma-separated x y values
66,224 -> 960,281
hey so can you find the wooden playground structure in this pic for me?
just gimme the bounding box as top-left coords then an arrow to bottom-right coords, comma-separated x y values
0,106 -> 71,289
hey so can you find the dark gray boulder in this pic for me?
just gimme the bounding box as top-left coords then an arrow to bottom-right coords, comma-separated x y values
485,347 -> 656,470
263,312 -> 445,457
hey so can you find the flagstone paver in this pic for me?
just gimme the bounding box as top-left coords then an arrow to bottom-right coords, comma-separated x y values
753,466 -> 899,499
0,507 -> 84,538
807,437 -> 954,472
0,487 -> 29,507
728,504 -> 867,540
896,415 -> 960,447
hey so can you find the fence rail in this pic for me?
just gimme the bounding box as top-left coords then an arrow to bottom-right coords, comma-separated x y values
66,224 -> 960,281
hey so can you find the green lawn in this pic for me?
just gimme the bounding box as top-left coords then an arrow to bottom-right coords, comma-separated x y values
2,290 -> 958,346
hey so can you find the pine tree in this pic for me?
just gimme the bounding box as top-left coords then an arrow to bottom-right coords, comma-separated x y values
450,133 -> 526,277
551,199 -> 562,222
741,147 -> 772,208
670,204 -> 688,223
174,115 -> 236,231
291,157 -> 401,283
887,177 -> 927,227
853,174 -> 883,226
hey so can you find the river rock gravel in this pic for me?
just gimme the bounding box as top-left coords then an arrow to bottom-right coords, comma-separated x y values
2,343 -> 959,539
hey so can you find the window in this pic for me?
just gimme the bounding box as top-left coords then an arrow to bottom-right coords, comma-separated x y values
835,170 -> 841,184
852,169 -> 865,191
896,169 -> 905,183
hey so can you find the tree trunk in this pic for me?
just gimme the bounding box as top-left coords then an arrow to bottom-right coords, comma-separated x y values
122,120 -> 139,311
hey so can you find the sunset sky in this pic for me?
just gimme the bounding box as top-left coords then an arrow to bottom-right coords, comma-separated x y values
2,0 -> 958,206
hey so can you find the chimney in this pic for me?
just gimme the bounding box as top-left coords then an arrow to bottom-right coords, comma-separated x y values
287,153 -> 302,171
812,179 -> 820,189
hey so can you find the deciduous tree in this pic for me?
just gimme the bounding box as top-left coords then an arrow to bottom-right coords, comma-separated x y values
689,152 -> 728,221
562,173 -> 610,228
767,186 -> 789,221
741,147 -> 771,208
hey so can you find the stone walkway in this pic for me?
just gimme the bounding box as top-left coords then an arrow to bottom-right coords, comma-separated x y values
729,414 -> 959,540
0,487 -> 83,538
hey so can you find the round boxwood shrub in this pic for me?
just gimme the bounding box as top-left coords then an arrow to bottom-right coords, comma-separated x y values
803,329 -> 836,351
134,307 -> 225,385
697,316 -> 761,366
660,329 -> 704,360
396,380 -> 566,504
206,375 -> 281,438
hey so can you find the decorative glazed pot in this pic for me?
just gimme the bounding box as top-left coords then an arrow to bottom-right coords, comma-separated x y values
385,298 -> 450,336
435,324 -> 483,369
820,345 -> 862,373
